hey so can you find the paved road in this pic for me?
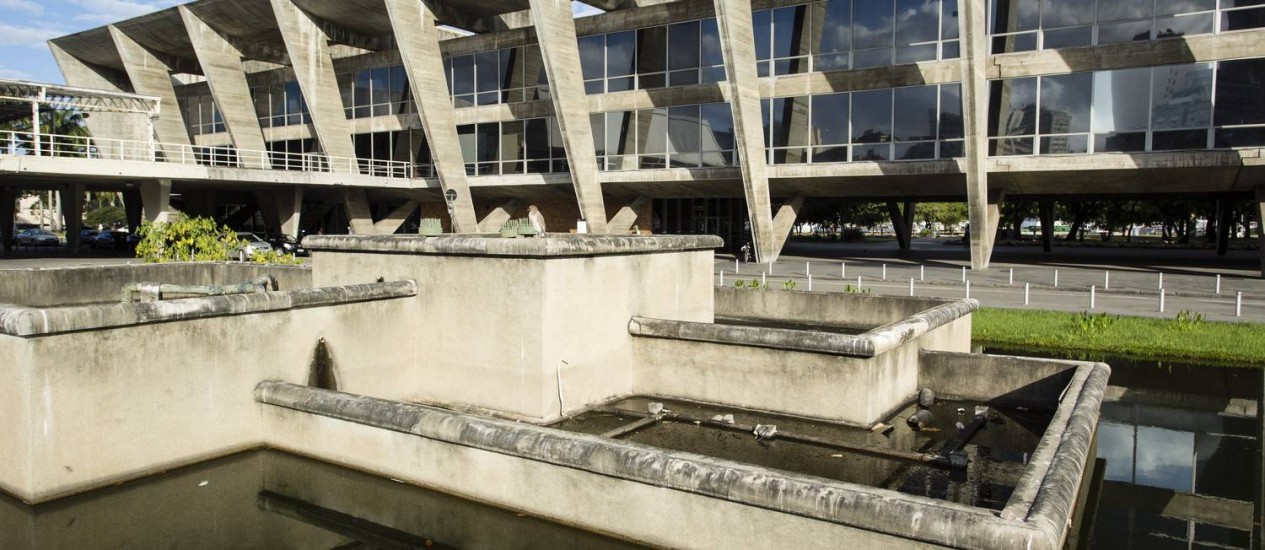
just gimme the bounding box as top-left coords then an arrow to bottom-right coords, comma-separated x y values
0,247 -> 140,269
716,238 -> 1265,323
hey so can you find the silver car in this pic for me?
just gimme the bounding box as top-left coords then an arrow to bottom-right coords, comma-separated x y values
232,232 -> 273,260
17,229 -> 60,247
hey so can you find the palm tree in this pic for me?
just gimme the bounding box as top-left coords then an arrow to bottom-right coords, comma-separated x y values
0,108 -> 91,158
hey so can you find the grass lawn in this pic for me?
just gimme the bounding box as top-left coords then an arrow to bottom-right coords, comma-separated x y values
973,308 -> 1265,366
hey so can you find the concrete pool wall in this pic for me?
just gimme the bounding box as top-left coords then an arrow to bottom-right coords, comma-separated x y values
0,263 -> 312,307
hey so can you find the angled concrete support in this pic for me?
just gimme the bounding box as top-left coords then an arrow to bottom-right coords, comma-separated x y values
771,195 -> 806,254
372,200 -> 420,235
608,196 -> 651,234
270,0 -> 356,160
141,180 -> 173,224
50,44 -> 151,148
478,199 -> 522,233
1,188 -> 15,252
887,201 -> 916,250
384,0 -> 479,233
60,183 -> 85,253
713,0 -> 776,262
1039,199 -> 1055,253
109,26 -> 191,152
961,0 -> 993,270
180,6 -> 269,168
343,188 -> 376,235
123,189 -> 143,233
276,187 -> 304,238
528,0 -> 608,233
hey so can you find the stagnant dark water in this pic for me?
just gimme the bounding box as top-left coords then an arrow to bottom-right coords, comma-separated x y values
983,346 -> 1262,550
0,450 -> 645,549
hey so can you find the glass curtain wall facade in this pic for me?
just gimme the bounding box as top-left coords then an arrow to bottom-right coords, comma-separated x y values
445,46 -> 550,107
456,118 -> 566,175
180,94 -> 226,136
989,0 -> 1265,53
252,81 -> 311,129
579,18 -> 726,93
353,130 -> 434,177
341,65 -> 413,119
763,83 -> 964,163
591,103 -> 737,170
989,58 -> 1265,155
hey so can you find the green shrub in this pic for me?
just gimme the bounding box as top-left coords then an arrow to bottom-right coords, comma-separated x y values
251,249 -> 304,266
1170,310 -> 1206,331
782,279 -> 798,291
844,284 -> 871,294
135,217 -> 237,263
1072,312 -> 1116,336
840,228 -> 866,242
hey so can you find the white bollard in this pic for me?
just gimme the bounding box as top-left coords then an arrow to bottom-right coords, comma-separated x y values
909,278 -> 915,297
808,274 -> 813,291
1160,289 -> 1166,313
762,272 -> 767,287
769,262 -> 774,276
1104,271 -> 1110,290
841,262 -> 846,279
920,265 -> 925,281
1054,269 -> 1059,288
1237,291 -> 1243,317
1216,274 -> 1222,295
882,264 -> 887,280
735,259 -> 739,274
1024,283 -> 1030,305
961,266 -> 967,283
1158,272 -> 1164,290
857,276 -> 863,291
806,261 -> 811,277
1009,268 -> 1014,285
965,281 -> 971,300
1090,286 -> 1096,310
719,271 -> 724,287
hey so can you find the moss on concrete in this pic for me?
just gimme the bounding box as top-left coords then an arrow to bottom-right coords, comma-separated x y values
973,308 -> 1265,366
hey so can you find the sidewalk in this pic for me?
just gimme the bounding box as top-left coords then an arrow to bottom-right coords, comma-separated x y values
715,238 -> 1265,323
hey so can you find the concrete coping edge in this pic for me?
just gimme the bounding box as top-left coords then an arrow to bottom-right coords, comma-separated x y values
255,381 -> 1057,549
0,280 -> 417,337
626,298 -> 977,358
302,234 -> 724,257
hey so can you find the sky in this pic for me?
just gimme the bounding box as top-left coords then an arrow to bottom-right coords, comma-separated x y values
0,0 -> 605,84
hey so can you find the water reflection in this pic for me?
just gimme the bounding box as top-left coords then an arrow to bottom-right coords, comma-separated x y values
0,451 -> 643,550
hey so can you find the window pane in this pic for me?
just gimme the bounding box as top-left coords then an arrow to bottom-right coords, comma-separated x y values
579,35 -> 605,80
700,19 -> 724,67
1098,0 -> 1153,22
1151,63 -> 1212,130
753,10 -> 772,60
1043,0 -> 1095,27
457,124 -> 476,163
668,105 -> 701,154
1093,68 -> 1152,133
701,103 -> 735,152
1215,58 -> 1265,126
1040,73 -> 1093,134
525,118 -> 550,160
1040,134 -> 1089,153
991,33 -> 1038,54
669,21 -> 701,71
608,31 -> 636,77
989,0 -> 1039,33
1222,7 -> 1265,31
896,0 -> 939,46
1155,13 -> 1214,38
988,77 -> 1038,136
852,89 -> 894,143
1152,129 -> 1208,150
940,84 -> 964,139
372,67 -> 390,105
893,85 -> 938,141
855,0 -> 895,50
811,93 -> 850,145
943,0 -> 960,39
607,111 -> 636,157
637,26 -> 667,75
1095,132 -> 1147,151
502,120 -> 525,163
769,97 -> 811,148
1098,20 -> 1153,44
452,55 -> 474,95
772,5 -> 810,59
1157,0 -> 1215,14
1043,26 -> 1093,49
640,108 -> 668,154
812,0 -> 852,55
475,51 -> 499,93
500,48 -> 523,92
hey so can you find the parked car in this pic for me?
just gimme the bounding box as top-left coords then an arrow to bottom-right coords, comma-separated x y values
230,232 -> 273,260
126,233 -> 143,251
16,229 -> 60,247
265,234 -> 308,257
79,228 -> 99,241
93,230 -> 129,250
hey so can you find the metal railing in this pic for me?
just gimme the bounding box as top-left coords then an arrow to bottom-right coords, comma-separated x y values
0,130 -> 417,179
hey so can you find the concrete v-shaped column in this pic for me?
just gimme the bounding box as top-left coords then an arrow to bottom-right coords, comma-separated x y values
179,6 -> 270,168
478,199 -> 523,233
269,0 -> 356,161
383,0 -> 479,233
608,196 -> 650,234
713,0 -> 776,262
772,195 -> 805,253
109,26 -> 191,154
961,0 -> 996,270
528,0 -> 608,233
50,44 -> 150,148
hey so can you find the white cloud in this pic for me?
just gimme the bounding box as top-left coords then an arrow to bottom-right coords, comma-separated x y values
65,0 -> 182,24
0,65 -> 33,80
0,22 -> 68,48
0,0 -> 43,15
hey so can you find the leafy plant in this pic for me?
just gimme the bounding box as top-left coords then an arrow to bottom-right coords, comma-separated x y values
1170,310 -> 1205,331
782,279 -> 798,291
251,249 -> 303,265
844,284 -> 871,294
1072,312 -> 1116,336
734,280 -> 747,289
135,217 -> 238,263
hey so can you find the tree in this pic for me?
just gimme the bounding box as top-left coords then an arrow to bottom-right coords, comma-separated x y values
135,217 -> 238,263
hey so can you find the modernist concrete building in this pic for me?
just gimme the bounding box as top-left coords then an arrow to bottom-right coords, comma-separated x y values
2,0 -> 1265,269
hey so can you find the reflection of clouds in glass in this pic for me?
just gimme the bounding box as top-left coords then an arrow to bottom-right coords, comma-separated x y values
1097,422 -> 1134,482
1093,68 -> 1151,132
1042,0 -> 1094,28
1135,426 -> 1194,492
